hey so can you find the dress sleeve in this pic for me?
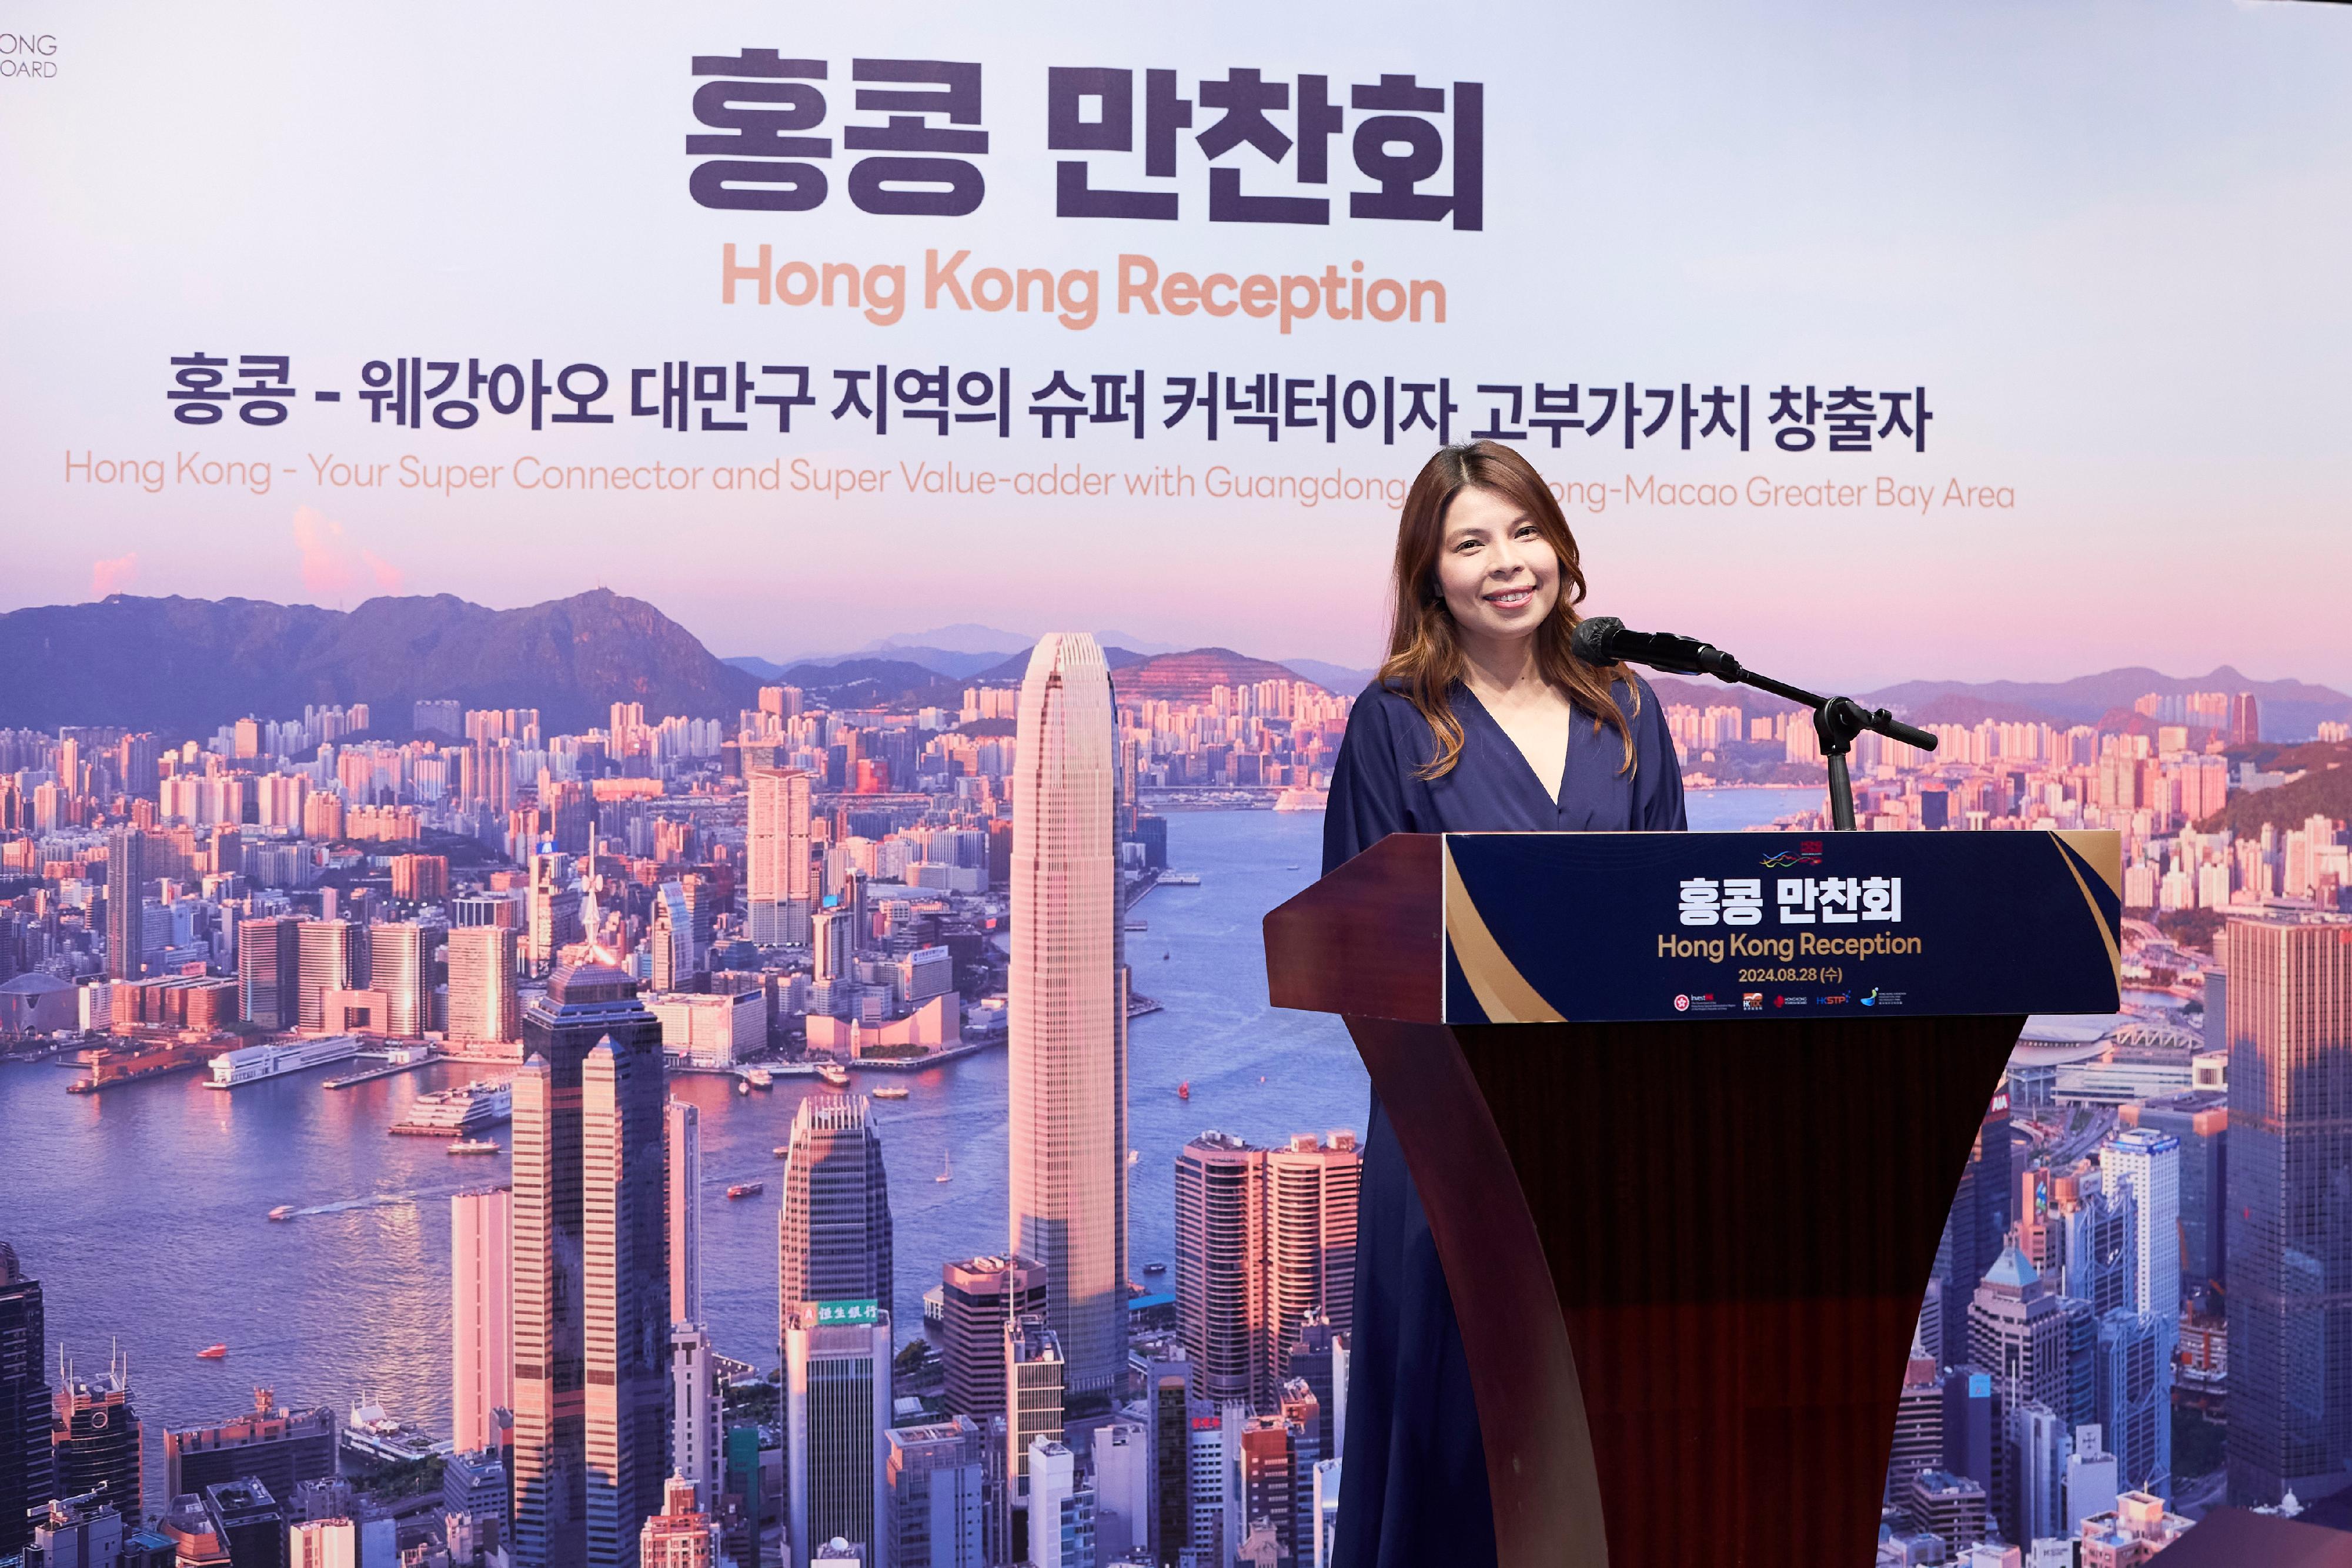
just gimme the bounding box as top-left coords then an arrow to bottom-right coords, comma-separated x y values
1322,688 -> 1413,875
1631,676 -> 1689,831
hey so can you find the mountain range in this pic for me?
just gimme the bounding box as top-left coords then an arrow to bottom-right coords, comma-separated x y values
1,593 -> 2343,743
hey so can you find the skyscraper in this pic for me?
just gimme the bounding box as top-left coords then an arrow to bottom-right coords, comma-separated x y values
369,922 -> 437,1039
164,1389 -> 335,1503
885,1417 -> 985,1568
1934,1095 -> 2014,1369
2227,914 -> 2352,1506
783,1302 -> 891,1568
105,827 -> 144,979
669,1325 -> 721,1530
1009,633 -> 1126,1398
510,962 -> 670,1567
2102,1128 -> 2179,1497
747,769 -> 814,946
524,847 -> 581,975
640,1474 -> 723,1567
1004,1316 -> 1066,1509
2120,1089 -> 2227,1304
295,920 -> 363,1032
0,1244 -> 52,1559
1966,1246 -> 2067,1541
1025,1438 -> 1094,1568
669,1101 -> 702,1325
1175,1132 -> 1361,1407
50,1349 -> 139,1529
451,1188 -> 514,1456
777,1096 -> 894,1335
237,917 -> 302,1033
445,925 -> 521,1049
938,1256 -> 1045,1429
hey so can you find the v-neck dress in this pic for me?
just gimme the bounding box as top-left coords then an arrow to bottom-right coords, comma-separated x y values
1321,677 -> 1686,1568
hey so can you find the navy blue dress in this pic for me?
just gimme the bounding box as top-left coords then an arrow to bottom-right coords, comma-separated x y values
1324,677 -> 1686,1568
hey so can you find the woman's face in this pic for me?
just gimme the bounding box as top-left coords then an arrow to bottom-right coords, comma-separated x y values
1434,484 -> 1560,647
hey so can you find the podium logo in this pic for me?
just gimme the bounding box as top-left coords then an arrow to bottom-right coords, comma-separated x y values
1759,841 -> 1825,868
1673,994 -> 1690,1012
1741,992 -> 1763,1011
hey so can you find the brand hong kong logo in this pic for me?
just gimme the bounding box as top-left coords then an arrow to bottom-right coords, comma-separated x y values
0,32 -> 60,78
1760,841 -> 1825,869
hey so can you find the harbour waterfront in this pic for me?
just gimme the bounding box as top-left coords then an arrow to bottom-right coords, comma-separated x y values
0,790 -> 1817,1507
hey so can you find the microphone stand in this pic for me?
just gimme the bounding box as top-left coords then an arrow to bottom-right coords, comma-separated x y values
1606,636 -> 1937,832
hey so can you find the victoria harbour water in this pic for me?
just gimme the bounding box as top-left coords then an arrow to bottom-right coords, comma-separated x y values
0,789 -> 1817,1505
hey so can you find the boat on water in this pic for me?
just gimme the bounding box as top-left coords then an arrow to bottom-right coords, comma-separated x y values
935,1150 -> 953,1183
1159,872 -> 1201,885
1124,919 -> 1149,931
207,1035 -> 364,1089
1177,1081 -> 1190,1100
447,1139 -> 500,1156
389,1079 -> 513,1136
774,1145 -> 792,1158
727,1182 -> 764,1199
1127,1148 -> 1139,1166
267,1205 -> 296,1222
736,1079 -> 750,1095
747,1067 -> 775,1089
1144,1261 -> 1168,1275
196,1343 -> 227,1359
817,1064 -> 851,1088
871,1084 -> 908,1100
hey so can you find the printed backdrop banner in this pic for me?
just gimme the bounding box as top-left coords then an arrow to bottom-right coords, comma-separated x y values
2,4 -> 2347,684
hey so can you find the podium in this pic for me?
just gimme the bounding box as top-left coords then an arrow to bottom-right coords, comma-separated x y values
1264,828 -> 2122,1568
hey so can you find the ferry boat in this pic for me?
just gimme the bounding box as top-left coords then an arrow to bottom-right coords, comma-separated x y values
817,1064 -> 851,1088
746,1067 -> 775,1089
1144,1261 -> 1168,1276
727,1182 -> 764,1199
196,1343 -> 228,1359
1124,919 -> 1149,932
267,1205 -> 296,1222
389,1079 -> 513,1135
774,1145 -> 792,1158
1158,872 -> 1201,885
447,1139 -> 500,1156
871,1084 -> 908,1100
206,1035 -> 363,1089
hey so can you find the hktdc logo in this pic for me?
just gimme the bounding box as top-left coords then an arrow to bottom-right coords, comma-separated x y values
0,33 -> 59,79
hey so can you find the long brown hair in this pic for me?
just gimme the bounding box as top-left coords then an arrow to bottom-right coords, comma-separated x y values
1378,441 -> 1639,780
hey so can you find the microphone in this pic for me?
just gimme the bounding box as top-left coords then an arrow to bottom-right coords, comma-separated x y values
1571,616 -> 1742,681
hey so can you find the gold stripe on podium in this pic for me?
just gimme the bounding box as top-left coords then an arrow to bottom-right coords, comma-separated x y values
1443,838 -> 1566,1024
2050,834 -> 2121,979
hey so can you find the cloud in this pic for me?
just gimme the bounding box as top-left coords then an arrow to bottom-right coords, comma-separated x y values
361,550 -> 406,594
91,553 -> 140,597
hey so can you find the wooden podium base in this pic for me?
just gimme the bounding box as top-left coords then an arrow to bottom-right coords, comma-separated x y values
1347,1012 -> 2020,1568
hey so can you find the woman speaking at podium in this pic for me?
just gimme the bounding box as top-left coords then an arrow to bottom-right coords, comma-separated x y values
1325,441 -> 1685,1567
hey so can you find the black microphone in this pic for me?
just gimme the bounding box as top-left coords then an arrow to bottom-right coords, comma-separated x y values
1571,616 -> 1742,681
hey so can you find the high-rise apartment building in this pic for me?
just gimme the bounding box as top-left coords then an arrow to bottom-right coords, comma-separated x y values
510,963 -> 670,1567
1175,1132 -> 1361,1407
777,1095 -> 894,1323
885,1417 -> 985,1568
238,916 -> 303,1032
446,925 -> 522,1048
938,1256 -> 1045,1430
0,1244 -> 51,1559
295,920 -> 363,1032
783,1302 -> 892,1568
1009,633 -> 1127,1398
452,1188 -> 514,1456
747,769 -> 814,946
368,921 -> 437,1038
105,827 -> 145,979
2226,914 -> 2352,1506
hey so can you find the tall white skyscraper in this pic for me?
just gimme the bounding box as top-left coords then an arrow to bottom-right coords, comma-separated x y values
451,1187 -> 514,1455
784,1302 -> 892,1568
747,768 -> 814,946
1008,632 -> 1127,1396
369,921 -> 437,1039
2101,1129 -> 2181,1319
669,1323 -> 721,1523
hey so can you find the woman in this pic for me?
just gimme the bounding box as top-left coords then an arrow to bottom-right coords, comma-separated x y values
1327,441 -> 1685,1567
